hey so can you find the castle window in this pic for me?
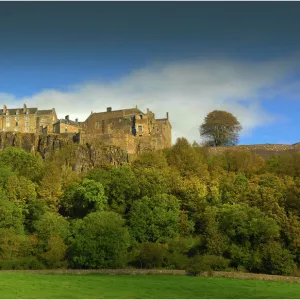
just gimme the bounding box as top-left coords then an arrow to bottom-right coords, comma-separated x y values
6,116 -> 10,121
140,115 -> 143,119
41,119 -> 45,124
16,122 -> 18,127
95,121 -> 99,128
26,122 -> 29,127
26,116 -> 29,120
65,127 -> 68,133
25,127 -> 29,132
15,116 -> 19,121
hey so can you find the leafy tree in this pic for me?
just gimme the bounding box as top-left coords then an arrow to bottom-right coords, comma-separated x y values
217,204 -> 280,247
33,212 -> 70,268
104,166 -> 139,212
199,110 -> 242,146
223,149 -> 265,174
134,167 -> 170,198
87,165 -> 139,213
259,241 -> 296,275
0,189 -> 24,234
0,147 -> 44,181
166,138 -> 209,179
69,211 -> 131,268
132,151 -> 169,169
129,194 -> 180,243
0,229 -> 27,262
33,212 -> 70,242
61,179 -> 108,218
40,235 -> 68,268
38,162 -> 63,211
200,206 -> 229,256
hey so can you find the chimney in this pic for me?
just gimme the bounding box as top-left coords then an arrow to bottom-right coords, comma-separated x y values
65,115 -> 69,121
3,105 -> 7,113
107,107 -> 112,112
166,112 -> 169,120
75,118 -> 78,123
23,104 -> 27,113
147,108 -> 149,114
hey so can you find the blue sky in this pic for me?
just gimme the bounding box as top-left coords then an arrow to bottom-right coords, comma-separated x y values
1,2 -> 300,144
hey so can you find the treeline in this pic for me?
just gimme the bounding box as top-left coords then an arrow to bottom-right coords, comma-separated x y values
1,138 -> 300,275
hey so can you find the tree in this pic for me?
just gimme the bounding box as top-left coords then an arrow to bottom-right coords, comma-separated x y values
199,110 -> 242,147
38,162 -> 63,211
61,179 -> 108,218
166,138 -> 209,179
129,194 -> 181,243
68,211 -> 131,268
87,165 -> 140,214
33,212 -> 70,268
0,147 -> 44,182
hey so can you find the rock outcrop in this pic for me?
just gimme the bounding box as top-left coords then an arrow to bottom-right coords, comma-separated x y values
0,132 -> 129,172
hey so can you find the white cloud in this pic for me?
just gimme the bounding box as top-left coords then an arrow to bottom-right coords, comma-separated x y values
2,56 -> 300,143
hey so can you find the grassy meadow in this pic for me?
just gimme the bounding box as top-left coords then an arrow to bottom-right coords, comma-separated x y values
0,273 -> 300,299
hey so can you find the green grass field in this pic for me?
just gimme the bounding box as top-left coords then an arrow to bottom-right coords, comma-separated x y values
0,273 -> 300,298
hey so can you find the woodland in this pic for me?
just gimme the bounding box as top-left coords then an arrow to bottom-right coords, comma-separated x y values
0,137 -> 300,276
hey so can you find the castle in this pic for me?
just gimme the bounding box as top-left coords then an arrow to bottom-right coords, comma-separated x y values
0,104 -> 172,154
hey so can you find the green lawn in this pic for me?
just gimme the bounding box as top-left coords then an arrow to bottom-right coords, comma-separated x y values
0,273 -> 300,298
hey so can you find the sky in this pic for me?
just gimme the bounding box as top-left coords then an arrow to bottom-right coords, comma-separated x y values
1,2 -> 300,145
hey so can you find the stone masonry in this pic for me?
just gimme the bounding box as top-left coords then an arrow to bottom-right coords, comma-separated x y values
0,104 -> 172,155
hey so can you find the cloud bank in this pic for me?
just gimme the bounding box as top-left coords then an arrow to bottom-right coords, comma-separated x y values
2,56 -> 300,143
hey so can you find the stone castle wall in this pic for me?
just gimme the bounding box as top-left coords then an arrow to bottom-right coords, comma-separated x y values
207,143 -> 300,158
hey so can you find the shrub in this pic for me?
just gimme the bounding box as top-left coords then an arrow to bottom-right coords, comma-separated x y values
186,254 -> 230,276
0,257 -> 45,270
166,252 -> 189,269
201,255 -> 230,271
135,243 -> 169,269
186,255 -> 211,276
259,242 -> 296,275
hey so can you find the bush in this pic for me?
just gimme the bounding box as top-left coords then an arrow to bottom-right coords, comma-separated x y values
259,242 -> 296,275
0,257 -> 45,270
135,243 -> 169,269
186,255 -> 230,276
185,255 -> 211,276
166,252 -> 189,269
201,255 -> 230,271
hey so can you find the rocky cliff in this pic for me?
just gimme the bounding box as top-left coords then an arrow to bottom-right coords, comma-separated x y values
0,132 -> 129,172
